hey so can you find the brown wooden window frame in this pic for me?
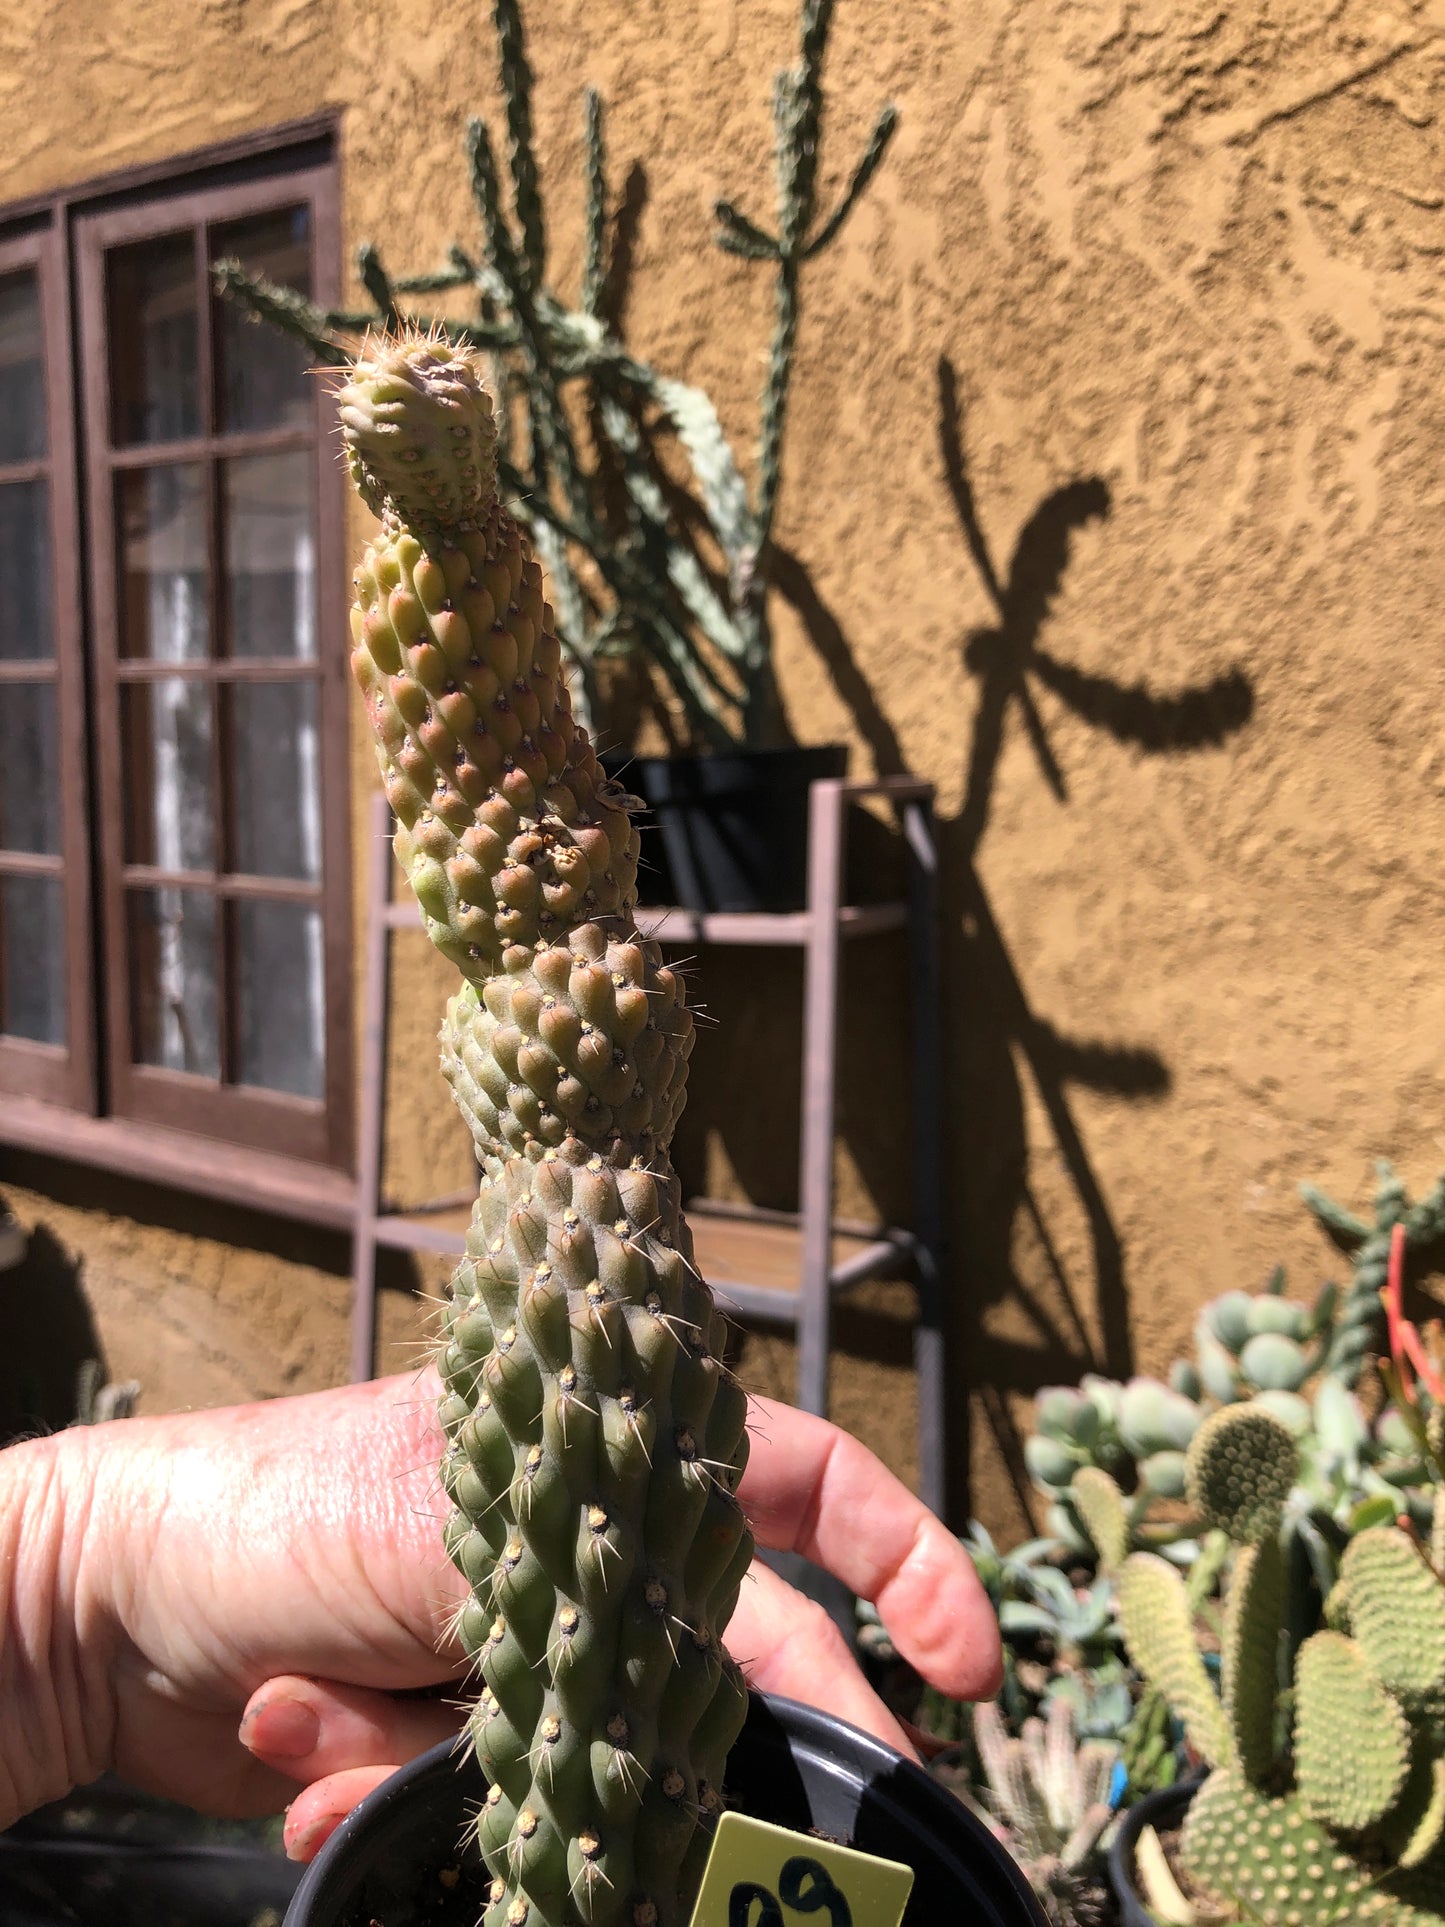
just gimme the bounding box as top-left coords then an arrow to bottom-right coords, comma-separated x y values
0,119 -> 354,1177
0,223 -> 93,1111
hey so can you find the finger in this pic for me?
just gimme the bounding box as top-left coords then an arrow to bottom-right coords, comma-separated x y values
741,1398 -> 1002,1701
240,1675 -> 459,1784
726,1561 -> 917,1759
281,1765 -> 400,1862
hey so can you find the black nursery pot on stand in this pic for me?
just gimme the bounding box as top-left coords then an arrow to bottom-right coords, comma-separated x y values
285,1695 -> 1047,1927
629,745 -> 849,914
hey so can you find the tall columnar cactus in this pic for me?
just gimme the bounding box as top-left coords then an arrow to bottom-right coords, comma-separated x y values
340,329 -> 754,1927
1120,1404 -> 1445,1925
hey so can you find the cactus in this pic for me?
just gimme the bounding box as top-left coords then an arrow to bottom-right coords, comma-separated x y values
218,0 -> 895,750
970,1695 -> 1120,1927
339,329 -> 754,1927
1030,1272 -> 1436,1574
1118,1406 -> 1445,1923
1302,1161 -> 1445,1386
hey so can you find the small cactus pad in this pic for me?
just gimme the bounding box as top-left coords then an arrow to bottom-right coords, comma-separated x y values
1294,1632 -> 1411,1833
1071,1465 -> 1128,1570
1341,1529 -> 1445,1726
341,334 -> 756,1927
1117,1553 -> 1229,1767
1223,1536 -> 1284,1784
1185,1403 -> 1298,1544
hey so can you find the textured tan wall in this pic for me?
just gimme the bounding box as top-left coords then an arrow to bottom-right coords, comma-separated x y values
5,0 -> 1445,1530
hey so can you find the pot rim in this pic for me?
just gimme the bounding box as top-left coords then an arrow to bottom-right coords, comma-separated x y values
1106,1775 -> 1202,1917
287,1690 -> 1048,1927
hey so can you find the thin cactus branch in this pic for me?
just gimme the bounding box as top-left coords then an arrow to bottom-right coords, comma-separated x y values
492,0 -> 547,290
357,242 -> 399,327
392,264 -> 477,295
215,0 -> 894,754
581,88 -> 608,319
211,260 -> 348,357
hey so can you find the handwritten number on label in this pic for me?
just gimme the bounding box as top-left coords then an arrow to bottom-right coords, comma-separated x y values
779,1856 -> 853,1927
731,1858 -> 853,1927
730,1882 -> 784,1927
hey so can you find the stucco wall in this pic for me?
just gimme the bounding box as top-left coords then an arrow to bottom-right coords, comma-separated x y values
4,0 -> 1444,1530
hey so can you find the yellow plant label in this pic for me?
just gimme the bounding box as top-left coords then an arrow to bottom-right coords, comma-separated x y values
688,1811 -> 916,1927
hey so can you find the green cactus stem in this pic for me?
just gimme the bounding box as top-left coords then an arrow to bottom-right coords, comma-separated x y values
340,328 -> 753,1927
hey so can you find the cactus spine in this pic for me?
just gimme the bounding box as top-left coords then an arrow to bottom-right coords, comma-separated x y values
340,330 -> 753,1927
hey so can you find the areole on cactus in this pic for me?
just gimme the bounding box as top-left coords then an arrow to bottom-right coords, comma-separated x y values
339,326 -> 753,1927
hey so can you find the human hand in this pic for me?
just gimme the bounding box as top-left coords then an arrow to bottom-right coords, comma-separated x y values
0,1372 -> 1000,1854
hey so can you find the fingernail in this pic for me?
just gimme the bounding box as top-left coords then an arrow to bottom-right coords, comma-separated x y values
241,1696 -> 322,1760
284,1811 -> 339,1863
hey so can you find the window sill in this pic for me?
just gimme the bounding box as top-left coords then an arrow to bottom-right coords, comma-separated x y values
0,1095 -> 355,1231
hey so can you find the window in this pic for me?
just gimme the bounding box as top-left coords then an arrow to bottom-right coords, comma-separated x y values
0,125 -> 352,1174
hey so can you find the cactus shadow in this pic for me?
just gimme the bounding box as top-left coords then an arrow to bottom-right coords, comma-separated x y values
0,1204 -> 107,1444
930,353 -> 1255,1523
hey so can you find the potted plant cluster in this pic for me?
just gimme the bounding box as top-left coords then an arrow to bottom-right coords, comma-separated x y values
221,0 -> 898,913
851,1174 -> 1445,1927
274,328 -> 1044,1927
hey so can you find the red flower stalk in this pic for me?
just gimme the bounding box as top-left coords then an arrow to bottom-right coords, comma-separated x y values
1383,1220 -> 1445,1405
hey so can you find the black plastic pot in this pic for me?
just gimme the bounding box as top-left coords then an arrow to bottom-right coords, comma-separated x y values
627,745 -> 848,914
1107,1779 -> 1198,1927
285,1693 -> 1047,1927
0,1775 -> 301,1926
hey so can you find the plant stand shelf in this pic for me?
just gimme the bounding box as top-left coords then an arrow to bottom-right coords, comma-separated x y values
351,775 -> 946,1517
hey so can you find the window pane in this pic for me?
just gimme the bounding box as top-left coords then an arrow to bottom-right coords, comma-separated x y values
223,450 -> 316,659
118,465 -> 209,660
1,873 -> 65,1044
235,897 -> 323,1099
122,680 -> 214,871
108,232 -> 200,446
0,681 -> 59,855
0,270 -> 46,462
0,480 -> 53,662
212,207 -> 313,434
127,886 -> 218,1076
227,681 -> 321,880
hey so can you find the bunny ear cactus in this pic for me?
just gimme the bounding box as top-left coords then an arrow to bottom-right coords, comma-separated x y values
1120,1405 -> 1445,1924
340,329 -> 754,1927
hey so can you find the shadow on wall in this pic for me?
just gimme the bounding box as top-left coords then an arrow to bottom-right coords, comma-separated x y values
747,354 -> 1257,1521
0,1202 -> 108,1444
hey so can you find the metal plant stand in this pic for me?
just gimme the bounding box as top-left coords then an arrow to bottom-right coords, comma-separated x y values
350,776 -> 946,1517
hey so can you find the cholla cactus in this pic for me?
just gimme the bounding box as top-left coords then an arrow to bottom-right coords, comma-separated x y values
1119,1403 -> 1445,1924
971,1696 -> 1119,1927
220,0 -> 895,750
339,331 -> 753,1927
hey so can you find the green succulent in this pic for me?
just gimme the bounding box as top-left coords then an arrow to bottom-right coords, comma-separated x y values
969,1694 -> 1120,1927
1030,1271 -> 1434,1579
1121,1405 -> 1445,1924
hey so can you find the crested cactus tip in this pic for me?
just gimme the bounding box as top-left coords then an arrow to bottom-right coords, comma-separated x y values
339,329 -> 754,1927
